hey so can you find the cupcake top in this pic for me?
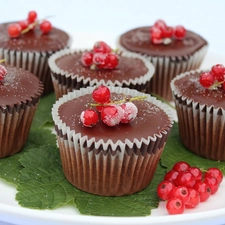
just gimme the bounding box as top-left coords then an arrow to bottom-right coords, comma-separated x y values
49,48 -> 155,86
171,71 -> 225,110
0,22 -> 71,52
119,26 -> 208,57
0,64 -> 43,109
53,87 -> 174,147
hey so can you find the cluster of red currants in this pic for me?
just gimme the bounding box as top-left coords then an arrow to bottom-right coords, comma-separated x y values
7,11 -> 52,38
199,64 -> 225,89
157,161 -> 223,215
80,85 -> 139,127
150,19 -> 186,44
81,41 -> 119,70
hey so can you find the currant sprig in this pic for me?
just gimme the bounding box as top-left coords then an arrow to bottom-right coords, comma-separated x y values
150,19 -> 186,45
80,85 -> 142,127
7,11 -> 53,38
81,41 -> 119,70
199,64 -> 225,90
157,161 -> 223,214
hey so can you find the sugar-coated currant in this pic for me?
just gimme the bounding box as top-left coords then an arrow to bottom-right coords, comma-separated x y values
157,180 -> 175,200
150,27 -> 163,44
172,161 -> 191,172
154,19 -> 167,31
199,72 -> 215,88
106,53 -> 119,69
120,102 -> 138,123
40,20 -> 52,34
93,41 -> 111,53
7,23 -> 22,38
0,65 -> 7,81
80,109 -> 99,127
166,197 -> 185,215
194,181 -> 211,202
173,25 -> 186,39
92,85 -> 111,104
101,104 -> 124,126
81,52 -> 93,67
162,26 -> 173,38
92,53 -> 109,68
211,64 -> 225,82
185,188 -> 200,209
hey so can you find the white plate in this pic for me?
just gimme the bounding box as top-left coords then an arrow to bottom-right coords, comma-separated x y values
1,33 -> 225,225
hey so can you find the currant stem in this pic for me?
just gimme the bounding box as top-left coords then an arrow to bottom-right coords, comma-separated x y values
0,59 -> 5,64
209,80 -> 224,90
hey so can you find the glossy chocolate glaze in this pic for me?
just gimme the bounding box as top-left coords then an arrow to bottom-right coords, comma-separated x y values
0,22 -> 70,52
173,72 -> 225,109
0,65 -> 43,108
58,93 -> 171,143
55,52 -> 148,82
119,26 -> 208,57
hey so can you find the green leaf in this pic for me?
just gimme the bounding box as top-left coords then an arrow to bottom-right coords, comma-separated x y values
161,122 -> 225,173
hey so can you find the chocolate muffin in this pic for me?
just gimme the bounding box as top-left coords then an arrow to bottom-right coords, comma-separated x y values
0,64 -> 43,158
0,22 -> 72,94
52,86 -> 174,196
118,25 -> 208,101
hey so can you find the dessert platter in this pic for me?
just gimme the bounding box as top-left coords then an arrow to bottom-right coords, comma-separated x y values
1,17 -> 225,225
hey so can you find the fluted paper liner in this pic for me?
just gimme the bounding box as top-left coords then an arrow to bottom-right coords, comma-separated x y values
0,36 -> 72,95
0,83 -> 43,159
48,48 -> 155,99
117,39 -> 208,102
52,86 -> 174,196
171,70 -> 225,161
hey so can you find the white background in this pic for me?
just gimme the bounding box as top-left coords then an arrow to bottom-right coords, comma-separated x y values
0,0 -> 225,224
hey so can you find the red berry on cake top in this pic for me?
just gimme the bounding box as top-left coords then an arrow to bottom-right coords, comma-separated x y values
150,19 -> 186,45
199,64 -> 225,89
81,41 -> 119,70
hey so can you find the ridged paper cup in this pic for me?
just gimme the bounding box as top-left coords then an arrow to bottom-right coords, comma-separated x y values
48,49 -> 155,99
52,86 -> 174,196
171,70 -> 225,161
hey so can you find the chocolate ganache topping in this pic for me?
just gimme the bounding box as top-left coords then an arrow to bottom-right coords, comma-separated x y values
55,52 -> 148,83
119,26 -> 208,57
58,93 -> 171,143
0,22 -> 70,52
173,72 -> 225,109
0,65 -> 43,108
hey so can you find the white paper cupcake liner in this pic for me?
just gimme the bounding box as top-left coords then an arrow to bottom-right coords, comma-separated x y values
117,39 -> 208,101
52,86 -> 174,196
48,48 -> 155,99
171,70 -> 225,160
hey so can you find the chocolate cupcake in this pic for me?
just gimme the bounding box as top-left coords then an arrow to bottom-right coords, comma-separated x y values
171,65 -> 225,161
48,42 -> 155,99
0,64 -> 43,158
52,86 -> 174,196
118,20 -> 208,101
0,21 -> 72,95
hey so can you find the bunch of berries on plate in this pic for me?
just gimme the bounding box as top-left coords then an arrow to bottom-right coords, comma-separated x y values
150,19 -> 186,44
81,41 -> 119,70
7,11 -> 52,38
80,85 -> 145,127
199,64 -> 225,89
157,161 -> 223,215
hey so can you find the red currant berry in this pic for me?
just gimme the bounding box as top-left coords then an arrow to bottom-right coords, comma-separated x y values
188,167 -> 202,182
80,109 -> 99,127
150,27 -> 163,44
172,161 -> 191,172
28,11 -> 37,23
101,105 -> 124,126
92,85 -> 111,104
204,176 -> 219,194
172,186 -> 190,204
185,188 -> 200,209
153,19 -> 167,31
81,52 -> 93,67
173,25 -> 186,39
164,170 -> 179,184
176,171 -> 196,188
7,23 -> 22,38
120,102 -> 138,123
211,64 -> 225,82
40,20 -> 52,34
18,20 -> 29,30
92,53 -> 109,68
157,180 -> 175,200
166,197 -> 185,215
204,168 -> 223,184
93,41 -> 111,53
194,180 -> 211,202
0,65 -> 7,81
199,72 -> 215,88
105,53 -> 119,69
162,26 -> 174,38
